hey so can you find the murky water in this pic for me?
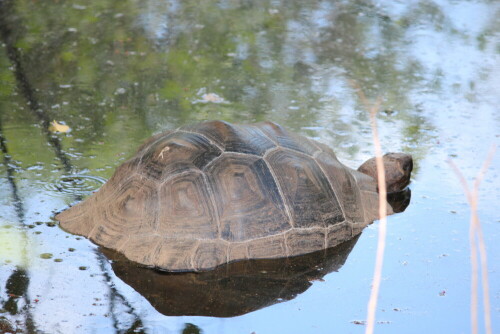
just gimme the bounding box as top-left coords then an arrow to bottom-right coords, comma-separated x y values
0,0 -> 498,333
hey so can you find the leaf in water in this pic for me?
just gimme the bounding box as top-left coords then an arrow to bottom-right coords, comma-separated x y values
193,88 -> 228,104
201,93 -> 225,103
49,120 -> 70,133
39,253 -> 53,259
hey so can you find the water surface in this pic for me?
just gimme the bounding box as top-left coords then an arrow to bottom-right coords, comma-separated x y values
0,0 -> 498,333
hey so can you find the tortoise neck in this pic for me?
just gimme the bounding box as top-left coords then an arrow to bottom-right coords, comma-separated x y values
350,169 -> 394,222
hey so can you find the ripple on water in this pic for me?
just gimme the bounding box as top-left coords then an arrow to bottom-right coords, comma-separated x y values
44,174 -> 107,197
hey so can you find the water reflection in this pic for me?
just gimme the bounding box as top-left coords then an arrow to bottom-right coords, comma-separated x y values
0,0 -> 438,162
387,188 -> 411,213
103,235 -> 360,317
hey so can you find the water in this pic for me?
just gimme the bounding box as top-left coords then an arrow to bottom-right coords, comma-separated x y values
0,0 -> 498,333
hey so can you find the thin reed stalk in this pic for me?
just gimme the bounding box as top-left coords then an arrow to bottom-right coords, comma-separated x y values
364,97 -> 386,334
448,146 -> 495,334
350,82 -> 387,334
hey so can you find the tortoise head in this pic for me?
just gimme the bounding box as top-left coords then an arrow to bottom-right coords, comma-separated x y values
357,153 -> 413,194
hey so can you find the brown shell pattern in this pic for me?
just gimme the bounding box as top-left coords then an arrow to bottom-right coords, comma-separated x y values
56,120 -> 368,271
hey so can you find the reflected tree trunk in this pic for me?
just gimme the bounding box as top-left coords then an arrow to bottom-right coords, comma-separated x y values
0,0 -> 72,173
0,1 -> 144,331
0,118 -> 35,333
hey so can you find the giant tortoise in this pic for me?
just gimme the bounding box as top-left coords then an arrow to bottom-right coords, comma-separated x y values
56,120 -> 412,271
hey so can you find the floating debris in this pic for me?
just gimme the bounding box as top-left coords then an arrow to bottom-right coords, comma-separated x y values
193,88 -> 229,104
115,87 -> 126,95
48,120 -> 71,133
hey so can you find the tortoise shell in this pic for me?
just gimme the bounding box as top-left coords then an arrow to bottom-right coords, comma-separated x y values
57,120 -> 385,271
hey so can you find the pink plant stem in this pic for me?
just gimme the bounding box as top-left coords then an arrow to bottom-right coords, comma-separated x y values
448,145 -> 495,334
472,147 -> 495,334
365,97 -> 386,334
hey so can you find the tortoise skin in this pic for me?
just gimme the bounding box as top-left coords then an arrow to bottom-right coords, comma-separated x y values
57,120 -> 386,271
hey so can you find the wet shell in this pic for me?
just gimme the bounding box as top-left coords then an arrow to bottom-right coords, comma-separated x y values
57,120 -> 378,271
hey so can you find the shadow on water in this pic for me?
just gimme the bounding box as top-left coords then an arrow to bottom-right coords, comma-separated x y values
102,235 -> 360,317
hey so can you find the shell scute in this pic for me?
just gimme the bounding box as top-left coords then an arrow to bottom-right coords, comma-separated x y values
192,241 -> 227,271
256,121 -> 320,156
206,154 -> 291,242
157,171 -> 218,239
315,152 -> 365,223
139,132 -> 222,180
182,120 -> 276,156
92,176 -> 158,241
326,222 -> 352,249
286,229 -> 326,257
265,148 -> 344,228
247,234 -> 287,259
119,234 -> 162,267
152,238 -> 198,271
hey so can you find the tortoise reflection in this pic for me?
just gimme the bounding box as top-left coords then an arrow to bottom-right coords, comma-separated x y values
102,235 -> 360,318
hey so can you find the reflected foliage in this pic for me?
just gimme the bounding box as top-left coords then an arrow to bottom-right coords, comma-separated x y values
124,319 -> 146,334
3,268 -> 29,315
0,0 -> 459,175
0,316 -> 15,333
182,323 -> 203,334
